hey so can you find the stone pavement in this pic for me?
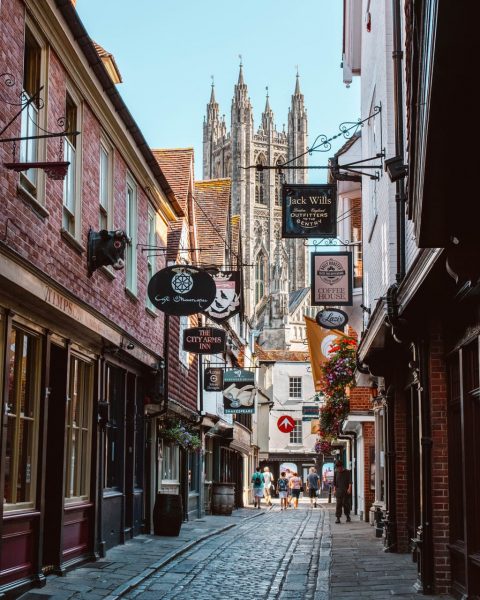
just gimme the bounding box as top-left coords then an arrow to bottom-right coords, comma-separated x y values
18,500 -> 455,599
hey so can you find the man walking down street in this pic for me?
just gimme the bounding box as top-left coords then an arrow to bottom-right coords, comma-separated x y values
333,460 -> 352,523
252,466 -> 265,509
263,467 -> 274,506
306,467 -> 320,508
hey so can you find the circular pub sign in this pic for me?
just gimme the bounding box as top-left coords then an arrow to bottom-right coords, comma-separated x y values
147,265 -> 216,316
277,415 -> 296,434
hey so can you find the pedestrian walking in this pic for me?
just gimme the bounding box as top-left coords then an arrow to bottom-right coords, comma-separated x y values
333,460 -> 352,523
277,471 -> 289,511
306,466 -> 320,508
263,466 -> 274,506
289,471 -> 302,509
251,466 -> 265,509
285,468 -> 293,507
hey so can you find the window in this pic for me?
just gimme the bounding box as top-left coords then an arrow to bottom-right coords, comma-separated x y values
275,158 -> 284,205
255,252 -> 266,304
125,176 -> 137,294
63,93 -> 80,236
161,442 -> 179,481
65,356 -> 93,501
289,376 -> 302,399
255,155 -> 267,204
188,451 -> 199,493
4,327 -> 40,509
179,316 -> 189,367
146,206 -> 156,309
104,365 -> 124,490
289,419 -> 303,444
20,26 -> 42,196
99,139 -> 113,230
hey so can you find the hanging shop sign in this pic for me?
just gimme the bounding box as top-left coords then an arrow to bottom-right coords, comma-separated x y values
282,183 -> 337,238
147,265 -> 216,316
204,367 -> 224,392
277,415 -> 296,433
302,405 -> 320,421
183,327 -> 226,354
315,308 -> 349,329
203,271 -> 242,323
223,368 -> 256,414
310,252 -> 353,306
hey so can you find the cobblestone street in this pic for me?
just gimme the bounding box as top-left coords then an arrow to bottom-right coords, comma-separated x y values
18,500 -> 453,600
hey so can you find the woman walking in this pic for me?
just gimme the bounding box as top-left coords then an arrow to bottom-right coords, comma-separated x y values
289,471 -> 302,509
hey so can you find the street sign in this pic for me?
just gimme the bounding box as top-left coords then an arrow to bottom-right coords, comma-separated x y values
183,327 -> 226,354
147,265 -> 216,316
282,183 -> 337,238
277,415 -> 296,433
310,252 -> 353,306
204,367 -> 224,392
315,308 -> 349,329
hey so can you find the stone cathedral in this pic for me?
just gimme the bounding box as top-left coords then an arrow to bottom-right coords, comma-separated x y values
202,65 -> 313,350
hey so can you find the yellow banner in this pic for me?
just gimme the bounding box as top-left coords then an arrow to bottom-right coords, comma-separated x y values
311,419 -> 320,434
304,316 -> 344,391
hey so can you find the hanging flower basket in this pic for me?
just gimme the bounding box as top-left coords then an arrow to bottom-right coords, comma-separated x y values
160,420 -> 201,451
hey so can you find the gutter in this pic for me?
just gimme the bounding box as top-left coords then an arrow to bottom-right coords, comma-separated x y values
55,0 -> 184,218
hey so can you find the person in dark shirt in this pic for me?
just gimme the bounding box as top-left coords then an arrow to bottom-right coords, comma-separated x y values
333,459 -> 352,523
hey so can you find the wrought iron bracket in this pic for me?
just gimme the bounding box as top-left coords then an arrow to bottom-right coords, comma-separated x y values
303,237 -> 361,248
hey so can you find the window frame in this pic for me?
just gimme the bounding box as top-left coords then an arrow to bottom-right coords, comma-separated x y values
4,325 -> 42,512
19,19 -> 48,203
62,86 -> 83,240
289,419 -> 303,445
289,376 -> 303,400
146,204 -> 156,310
255,252 -> 266,304
125,174 -> 138,295
99,135 -> 114,231
161,441 -> 179,483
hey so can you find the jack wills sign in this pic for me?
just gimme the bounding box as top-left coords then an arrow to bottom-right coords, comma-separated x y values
282,184 -> 337,238
183,327 -> 226,354
147,266 -> 216,316
311,252 -> 353,306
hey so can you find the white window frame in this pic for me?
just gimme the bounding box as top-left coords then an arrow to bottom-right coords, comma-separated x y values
99,135 -> 113,230
125,174 -> 138,295
62,86 -> 83,240
179,315 -> 190,368
289,419 -> 303,445
19,18 -> 48,204
161,441 -> 179,483
289,376 -> 302,400
146,205 -> 156,310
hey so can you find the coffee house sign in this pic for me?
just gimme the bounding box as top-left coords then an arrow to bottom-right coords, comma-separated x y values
282,183 -> 337,238
311,252 -> 353,306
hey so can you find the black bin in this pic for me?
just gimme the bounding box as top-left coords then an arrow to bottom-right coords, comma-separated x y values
153,493 -> 183,536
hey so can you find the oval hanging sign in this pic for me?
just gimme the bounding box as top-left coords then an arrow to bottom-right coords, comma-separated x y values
315,309 -> 349,330
147,266 -> 216,316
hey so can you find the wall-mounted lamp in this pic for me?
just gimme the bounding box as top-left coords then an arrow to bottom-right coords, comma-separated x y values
384,156 -> 408,182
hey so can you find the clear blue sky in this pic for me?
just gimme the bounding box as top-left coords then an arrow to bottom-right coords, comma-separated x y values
76,1 -> 360,182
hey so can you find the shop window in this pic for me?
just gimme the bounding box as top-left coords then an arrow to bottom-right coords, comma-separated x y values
289,376 -> 302,399
64,356 -> 93,501
161,442 -> 179,482
4,327 -> 40,509
188,451 -> 199,493
289,420 -> 303,444
104,365 -> 124,490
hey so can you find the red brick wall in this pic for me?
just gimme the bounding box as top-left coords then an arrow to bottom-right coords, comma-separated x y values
349,386 -> 371,410
0,0 -> 165,358
167,315 -> 199,413
429,321 -> 450,594
394,388 -> 409,552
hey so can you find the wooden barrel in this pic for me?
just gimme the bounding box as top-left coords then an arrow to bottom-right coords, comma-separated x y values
211,483 -> 235,515
153,493 -> 183,536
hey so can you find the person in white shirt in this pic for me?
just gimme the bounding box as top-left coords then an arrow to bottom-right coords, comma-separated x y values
263,467 -> 274,506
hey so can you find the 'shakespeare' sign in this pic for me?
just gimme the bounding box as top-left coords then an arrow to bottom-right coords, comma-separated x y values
282,184 -> 337,238
147,266 -> 216,316
223,369 -> 256,414
204,367 -> 224,392
311,252 -> 353,306
203,271 -> 241,323
183,327 -> 226,354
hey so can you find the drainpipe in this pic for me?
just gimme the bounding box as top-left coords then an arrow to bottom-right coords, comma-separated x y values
392,0 -> 406,282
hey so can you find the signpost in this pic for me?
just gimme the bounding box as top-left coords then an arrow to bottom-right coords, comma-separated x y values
277,415 -> 296,433
204,367 -> 224,392
183,327 -> 226,354
147,265 -> 216,316
282,183 -> 337,238
223,369 -> 256,414
310,252 -> 353,306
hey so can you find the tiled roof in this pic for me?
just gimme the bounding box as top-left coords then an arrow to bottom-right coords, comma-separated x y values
152,148 -> 194,212
194,179 -> 231,267
255,346 -> 310,362
93,41 -> 123,84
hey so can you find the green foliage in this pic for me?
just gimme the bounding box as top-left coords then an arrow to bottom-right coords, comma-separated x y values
160,420 -> 202,451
